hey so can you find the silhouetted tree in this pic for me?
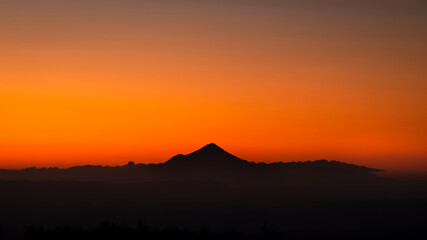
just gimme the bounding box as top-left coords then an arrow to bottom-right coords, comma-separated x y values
136,219 -> 150,233
0,225 -> 4,240
262,222 -> 282,240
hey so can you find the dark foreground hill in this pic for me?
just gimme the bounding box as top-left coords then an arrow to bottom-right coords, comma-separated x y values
1,179 -> 426,240
0,143 -> 382,187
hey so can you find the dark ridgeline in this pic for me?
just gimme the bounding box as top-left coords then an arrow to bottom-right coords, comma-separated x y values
0,144 -> 426,240
0,143 -> 382,187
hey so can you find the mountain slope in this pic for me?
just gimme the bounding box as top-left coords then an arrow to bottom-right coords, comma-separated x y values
164,143 -> 249,167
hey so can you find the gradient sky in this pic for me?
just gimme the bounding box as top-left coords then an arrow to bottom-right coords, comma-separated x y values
1,0 -> 426,171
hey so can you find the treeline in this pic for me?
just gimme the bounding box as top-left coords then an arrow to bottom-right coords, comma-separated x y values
13,221 -> 426,240
22,222 -> 282,240
0,221 -> 424,240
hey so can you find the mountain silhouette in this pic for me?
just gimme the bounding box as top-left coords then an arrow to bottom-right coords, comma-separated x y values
165,143 -> 248,167
0,143 -> 382,187
159,143 -> 382,186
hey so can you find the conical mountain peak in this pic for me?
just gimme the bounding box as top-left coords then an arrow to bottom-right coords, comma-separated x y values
194,143 -> 226,153
206,143 -> 220,148
165,143 -> 248,166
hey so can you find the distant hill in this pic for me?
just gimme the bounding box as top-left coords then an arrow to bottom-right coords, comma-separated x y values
0,143 -> 381,186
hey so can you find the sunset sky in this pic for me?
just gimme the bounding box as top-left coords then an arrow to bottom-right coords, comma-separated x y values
1,0 -> 426,171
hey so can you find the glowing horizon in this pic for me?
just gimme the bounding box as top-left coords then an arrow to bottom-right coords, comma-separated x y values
1,0 -> 426,172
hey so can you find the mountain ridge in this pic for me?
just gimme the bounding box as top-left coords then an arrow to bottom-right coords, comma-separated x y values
0,143 -> 382,186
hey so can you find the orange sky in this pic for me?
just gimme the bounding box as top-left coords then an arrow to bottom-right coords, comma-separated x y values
1,0 -> 426,171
